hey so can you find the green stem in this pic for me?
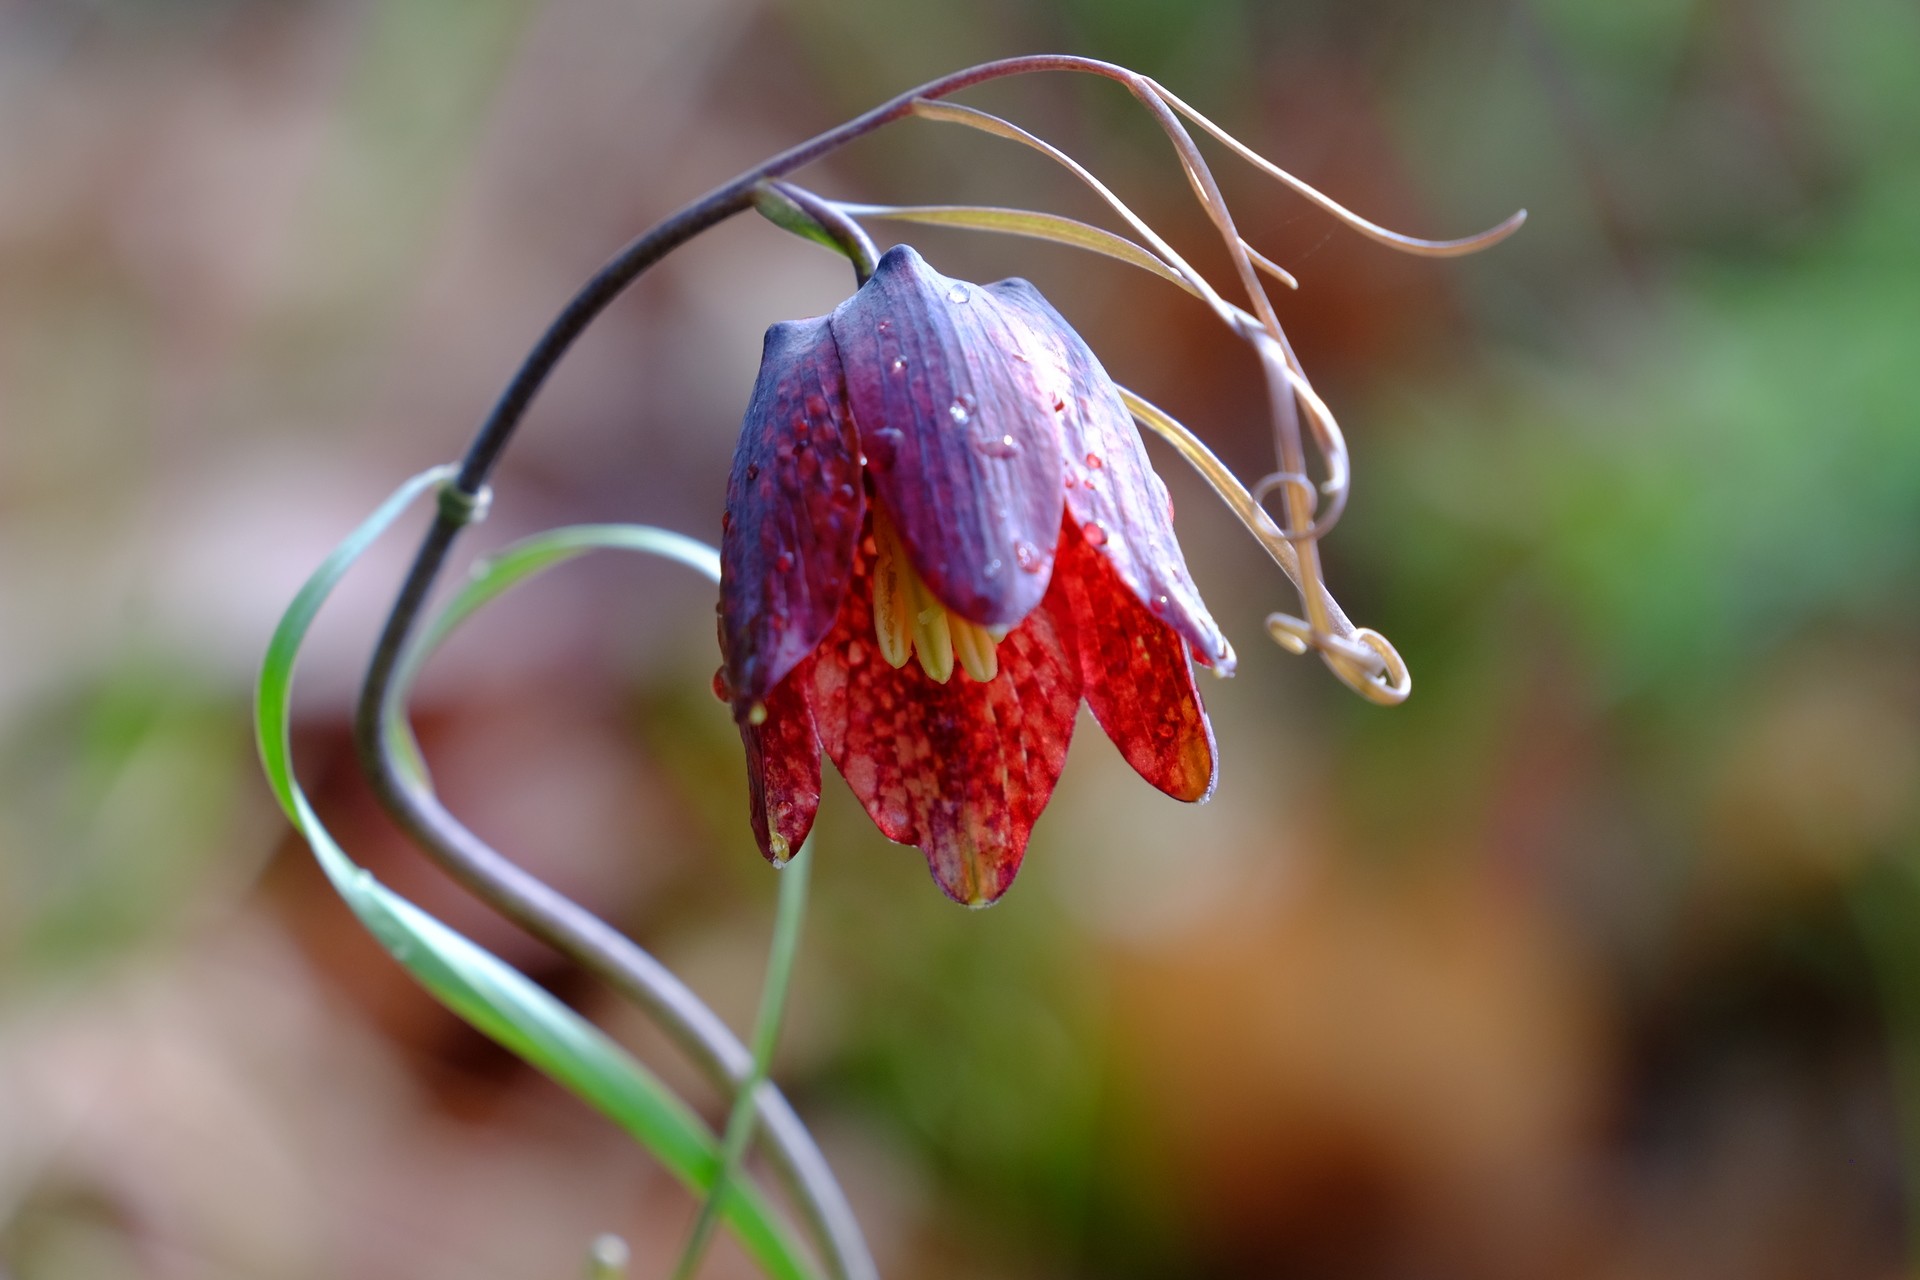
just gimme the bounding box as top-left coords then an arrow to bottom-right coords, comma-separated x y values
672,836 -> 817,1280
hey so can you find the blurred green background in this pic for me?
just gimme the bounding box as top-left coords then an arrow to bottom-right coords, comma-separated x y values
3,0 -> 1918,1276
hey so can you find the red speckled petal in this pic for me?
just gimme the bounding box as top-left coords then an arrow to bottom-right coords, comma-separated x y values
808,549 -> 1083,906
1058,521 -> 1216,803
719,317 -> 866,718
830,246 -> 1066,630
986,279 -> 1234,673
739,666 -> 822,864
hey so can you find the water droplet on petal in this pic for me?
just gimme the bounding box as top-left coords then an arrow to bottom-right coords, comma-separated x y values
947,285 -> 970,303
1083,522 -> 1108,547
972,430 -> 1021,459
1150,595 -> 1169,615
745,463 -> 760,482
775,550 -> 795,573
711,667 -> 731,702
983,557 -> 1004,578
1085,452 -> 1103,469
949,400 -> 970,425
1013,540 -> 1045,572
890,355 -> 907,373
876,318 -> 893,335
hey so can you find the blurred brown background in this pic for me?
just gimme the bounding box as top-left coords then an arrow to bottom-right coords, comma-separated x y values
3,0 -> 1918,1276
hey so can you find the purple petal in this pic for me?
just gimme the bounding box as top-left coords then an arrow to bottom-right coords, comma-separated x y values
719,317 -> 866,716
829,245 -> 1066,630
986,279 -> 1235,672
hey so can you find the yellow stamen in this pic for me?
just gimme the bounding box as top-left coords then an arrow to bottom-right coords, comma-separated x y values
911,581 -> 954,683
950,614 -> 1000,683
871,509 -> 914,669
869,505 -> 1001,684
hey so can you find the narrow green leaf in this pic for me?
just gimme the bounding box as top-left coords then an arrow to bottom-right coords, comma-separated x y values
753,183 -> 853,259
838,202 -> 1198,294
254,472 -> 820,1280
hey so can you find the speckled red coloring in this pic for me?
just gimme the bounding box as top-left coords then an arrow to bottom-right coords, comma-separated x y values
806,541 -> 1081,905
1057,522 -> 1216,803
741,665 -> 822,863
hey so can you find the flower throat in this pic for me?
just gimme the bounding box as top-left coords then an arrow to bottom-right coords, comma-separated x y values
869,505 -> 1002,684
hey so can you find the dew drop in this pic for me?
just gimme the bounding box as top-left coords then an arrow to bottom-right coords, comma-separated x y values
1083,522 -> 1108,547
947,284 -> 970,303
775,550 -> 795,573
973,431 -> 1020,459
837,483 -> 857,504
1013,540 -> 1044,572
769,831 -> 790,860
983,557 -> 1004,578
1150,595 -> 1169,615
890,355 -> 907,373
745,463 -> 760,482
876,318 -> 894,335
948,392 -> 976,425
1085,452 -> 1103,469
711,667 -> 731,702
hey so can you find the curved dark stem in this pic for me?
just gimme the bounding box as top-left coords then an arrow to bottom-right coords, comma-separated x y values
353,53 -> 1147,1280
767,181 -> 880,285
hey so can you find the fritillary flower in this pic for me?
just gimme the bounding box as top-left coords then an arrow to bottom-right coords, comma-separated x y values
718,244 -> 1231,905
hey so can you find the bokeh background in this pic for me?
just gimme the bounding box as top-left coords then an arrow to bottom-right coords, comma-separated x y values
3,0 -> 1918,1276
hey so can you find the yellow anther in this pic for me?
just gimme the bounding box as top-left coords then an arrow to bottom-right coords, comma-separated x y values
911,585 -> 955,683
869,504 -> 1002,684
950,613 -> 1000,683
871,508 -> 914,669
747,701 -> 769,726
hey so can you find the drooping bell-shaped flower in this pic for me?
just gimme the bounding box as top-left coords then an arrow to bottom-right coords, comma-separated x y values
717,245 -> 1232,905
